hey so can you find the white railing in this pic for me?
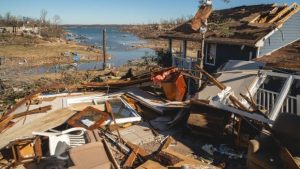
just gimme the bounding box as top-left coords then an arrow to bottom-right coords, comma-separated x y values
256,88 -> 298,116
172,55 -> 200,94
281,95 -> 298,115
172,54 -> 198,75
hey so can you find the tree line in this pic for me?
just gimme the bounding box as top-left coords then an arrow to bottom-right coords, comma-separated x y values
0,10 -> 63,38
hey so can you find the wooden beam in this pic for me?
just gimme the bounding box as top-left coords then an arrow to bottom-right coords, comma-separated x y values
102,139 -> 121,169
161,136 -> 174,150
248,14 -> 262,23
279,146 -> 300,169
3,84 -> 84,118
124,146 -> 140,168
168,39 -> 173,54
268,5 -> 290,23
269,6 -> 279,15
276,5 -> 300,25
124,142 -> 150,168
82,77 -> 151,88
0,116 -> 14,133
182,40 -> 187,58
102,28 -> 106,68
195,65 -> 249,111
126,142 -> 149,157
0,106 -> 52,133
240,93 -> 258,111
105,101 -> 122,143
12,105 -> 52,119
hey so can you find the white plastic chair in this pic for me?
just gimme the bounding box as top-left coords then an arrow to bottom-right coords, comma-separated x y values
32,127 -> 87,158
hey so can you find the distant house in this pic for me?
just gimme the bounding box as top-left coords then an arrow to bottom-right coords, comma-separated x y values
0,26 -> 16,33
20,25 -> 40,35
160,3 -> 300,73
0,28 -> 6,33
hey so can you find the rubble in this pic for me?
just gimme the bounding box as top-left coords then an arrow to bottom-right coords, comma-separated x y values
0,59 -> 299,169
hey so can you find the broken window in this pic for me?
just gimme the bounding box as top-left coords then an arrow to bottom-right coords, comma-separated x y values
103,99 -> 135,118
67,106 -> 109,129
205,43 -> 217,66
65,94 -> 141,125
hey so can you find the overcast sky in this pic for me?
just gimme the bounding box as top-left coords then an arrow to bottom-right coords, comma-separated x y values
0,0 -> 298,24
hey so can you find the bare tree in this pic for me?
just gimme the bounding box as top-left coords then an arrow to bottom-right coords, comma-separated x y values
40,9 -> 47,25
52,15 -> 61,26
5,12 -> 11,23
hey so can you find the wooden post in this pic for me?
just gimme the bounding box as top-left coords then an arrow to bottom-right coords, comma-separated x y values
168,38 -> 172,54
102,28 -> 106,69
182,40 -> 187,58
199,33 -> 205,86
195,65 -> 249,111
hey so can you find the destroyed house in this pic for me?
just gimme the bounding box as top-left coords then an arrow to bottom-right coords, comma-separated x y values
160,3 -> 300,73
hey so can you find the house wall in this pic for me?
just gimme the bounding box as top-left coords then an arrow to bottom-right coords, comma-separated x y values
259,11 -> 300,57
204,43 -> 257,73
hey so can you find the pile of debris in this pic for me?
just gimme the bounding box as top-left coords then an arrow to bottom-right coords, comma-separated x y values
0,62 -> 299,169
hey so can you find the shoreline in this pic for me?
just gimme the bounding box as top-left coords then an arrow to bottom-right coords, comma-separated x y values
0,29 -> 158,111
0,35 -> 104,66
120,25 -> 200,57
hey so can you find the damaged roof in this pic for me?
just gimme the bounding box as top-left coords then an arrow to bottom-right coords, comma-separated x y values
255,39 -> 300,71
160,3 -> 300,46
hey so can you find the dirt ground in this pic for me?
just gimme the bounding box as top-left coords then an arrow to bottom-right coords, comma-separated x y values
0,34 -> 104,112
0,34 -> 103,69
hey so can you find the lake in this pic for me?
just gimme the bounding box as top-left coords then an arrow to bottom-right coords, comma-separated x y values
65,26 -> 156,67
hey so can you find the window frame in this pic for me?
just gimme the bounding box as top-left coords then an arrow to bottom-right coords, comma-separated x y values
205,43 -> 217,66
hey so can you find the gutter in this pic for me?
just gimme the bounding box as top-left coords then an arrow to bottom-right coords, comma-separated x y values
255,28 -> 278,47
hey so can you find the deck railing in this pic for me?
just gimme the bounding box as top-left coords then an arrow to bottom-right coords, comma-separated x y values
172,55 -> 200,94
172,55 -> 198,75
255,88 -> 298,116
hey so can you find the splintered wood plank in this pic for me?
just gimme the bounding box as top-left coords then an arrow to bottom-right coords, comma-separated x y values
163,149 -> 220,168
279,146 -> 299,169
12,105 -> 52,119
161,136 -> 174,150
268,5 -> 290,23
126,142 -> 149,157
124,147 -> 140,168
276,5 -> 300,25
0,108 -> 76,149
195,65 -> 248,111
0,116 -> 14,133
105,101 -> 122,142
136,160 -> 167,169
124,141 -> 150,168
0,106 -> 52,133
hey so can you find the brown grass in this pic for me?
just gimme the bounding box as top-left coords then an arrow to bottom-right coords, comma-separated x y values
0,36 -> 103,67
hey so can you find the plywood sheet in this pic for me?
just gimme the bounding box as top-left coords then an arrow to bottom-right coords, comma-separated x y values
0,109 -> 76,149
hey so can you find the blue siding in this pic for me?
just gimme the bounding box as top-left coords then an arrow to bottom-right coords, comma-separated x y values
259,11 -> 300,56
204,43 -> 257,73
